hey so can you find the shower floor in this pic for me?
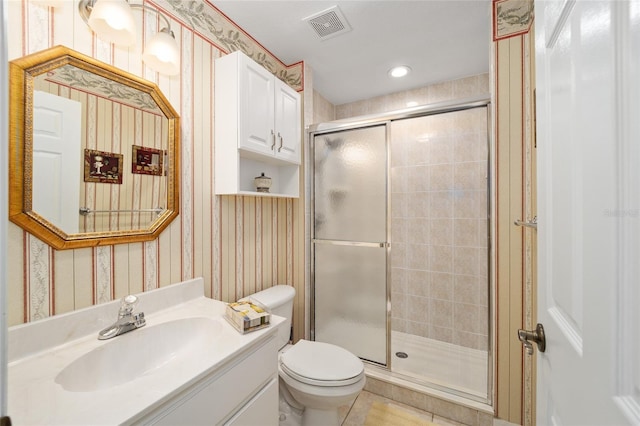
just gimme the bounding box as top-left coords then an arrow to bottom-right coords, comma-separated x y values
391,331 -> 488,399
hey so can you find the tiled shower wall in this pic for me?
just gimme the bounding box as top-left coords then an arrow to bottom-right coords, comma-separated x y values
390,108 -> 489,351
335,74 -> 489,120
334,75 -> 490,351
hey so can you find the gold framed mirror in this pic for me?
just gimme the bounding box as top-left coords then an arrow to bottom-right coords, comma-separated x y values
9,45 -> 180,249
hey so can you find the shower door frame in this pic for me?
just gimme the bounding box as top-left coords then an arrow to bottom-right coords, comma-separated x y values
309,121 -> 393,367
308,95 -> 493,405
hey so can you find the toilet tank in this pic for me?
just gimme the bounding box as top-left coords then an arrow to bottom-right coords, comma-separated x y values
243,285 -> 295,348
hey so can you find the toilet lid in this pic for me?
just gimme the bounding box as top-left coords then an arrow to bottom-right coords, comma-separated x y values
280,340 -> 364,387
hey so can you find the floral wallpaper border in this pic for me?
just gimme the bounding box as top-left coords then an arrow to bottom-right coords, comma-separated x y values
45,65 -> 164,115
493,0 -> 534,41
157,0 -> 303,91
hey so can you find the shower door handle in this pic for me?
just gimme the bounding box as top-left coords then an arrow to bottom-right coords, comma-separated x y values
518,323 -> 546,355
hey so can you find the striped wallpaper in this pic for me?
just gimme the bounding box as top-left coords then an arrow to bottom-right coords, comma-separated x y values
6,0 -> 306,342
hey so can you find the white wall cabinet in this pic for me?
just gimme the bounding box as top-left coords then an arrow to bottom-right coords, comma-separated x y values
215,51 -> 301,198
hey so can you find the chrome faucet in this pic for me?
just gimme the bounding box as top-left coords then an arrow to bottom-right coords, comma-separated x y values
98,295 -> 146,340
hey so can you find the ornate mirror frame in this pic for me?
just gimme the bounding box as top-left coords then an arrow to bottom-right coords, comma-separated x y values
9,45 -> 180,249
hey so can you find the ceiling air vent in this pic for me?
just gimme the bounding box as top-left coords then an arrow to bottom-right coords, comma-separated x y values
303,6 -> 352,40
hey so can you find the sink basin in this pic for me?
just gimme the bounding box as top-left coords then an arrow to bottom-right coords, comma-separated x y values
55,317 -> 222,392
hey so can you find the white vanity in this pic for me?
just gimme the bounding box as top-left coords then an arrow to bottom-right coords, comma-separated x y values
7,278 -> 283,425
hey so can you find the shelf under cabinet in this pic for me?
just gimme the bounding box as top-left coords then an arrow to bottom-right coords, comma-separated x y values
235,191 -> 295,198
215,155 -> 299,198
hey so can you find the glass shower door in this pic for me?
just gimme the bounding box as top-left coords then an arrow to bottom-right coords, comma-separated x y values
312,124 -> 388,365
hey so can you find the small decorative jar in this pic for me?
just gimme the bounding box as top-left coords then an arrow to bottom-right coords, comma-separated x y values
254,173 -> 272,193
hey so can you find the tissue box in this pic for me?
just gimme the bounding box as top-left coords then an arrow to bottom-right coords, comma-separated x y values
225,300 -> 271,334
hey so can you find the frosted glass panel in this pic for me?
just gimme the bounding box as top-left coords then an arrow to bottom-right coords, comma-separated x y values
314,244 -> 387,365
314,125 -> 387,242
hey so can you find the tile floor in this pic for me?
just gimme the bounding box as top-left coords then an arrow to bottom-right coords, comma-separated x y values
340,391 -> 466,425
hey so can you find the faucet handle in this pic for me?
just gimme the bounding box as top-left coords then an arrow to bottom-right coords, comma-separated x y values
118,295 -> 138,318
133,312 -> 146,328
124,295 -> 137,304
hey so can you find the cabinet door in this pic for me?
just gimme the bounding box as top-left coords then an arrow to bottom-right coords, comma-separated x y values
224,378 -> 278,425
239,56 -> 275,156
274,79 -> 301,164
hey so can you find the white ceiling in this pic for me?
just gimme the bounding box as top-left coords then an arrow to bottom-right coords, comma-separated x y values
212,1 -> 492,106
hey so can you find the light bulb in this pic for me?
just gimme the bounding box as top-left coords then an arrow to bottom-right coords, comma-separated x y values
388,65 -> 411,78
142,29 -> 181,76
88,0 -> 136,46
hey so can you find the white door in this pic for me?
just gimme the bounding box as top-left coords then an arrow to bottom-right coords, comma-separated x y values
535,1 -> 640,424
33,90 -> 82,234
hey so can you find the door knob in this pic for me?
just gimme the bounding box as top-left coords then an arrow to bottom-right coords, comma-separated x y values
518,323 -> 546,355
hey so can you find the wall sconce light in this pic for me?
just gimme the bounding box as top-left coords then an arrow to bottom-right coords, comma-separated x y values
78,0 -> 180,76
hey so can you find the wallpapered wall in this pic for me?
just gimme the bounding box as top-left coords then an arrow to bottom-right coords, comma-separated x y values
6,0 -> 306,343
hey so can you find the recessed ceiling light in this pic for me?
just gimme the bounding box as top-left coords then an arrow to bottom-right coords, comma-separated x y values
388,65 -> 411,78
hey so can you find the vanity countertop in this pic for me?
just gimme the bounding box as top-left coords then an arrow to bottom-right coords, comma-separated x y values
7,278 -> 283,425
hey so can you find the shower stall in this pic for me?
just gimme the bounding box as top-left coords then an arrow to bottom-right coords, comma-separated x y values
310,98 -> 492,404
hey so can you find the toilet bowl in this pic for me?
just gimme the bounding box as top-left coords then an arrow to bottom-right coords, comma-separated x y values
279,339 -> 366,425
243,286 -> 365,426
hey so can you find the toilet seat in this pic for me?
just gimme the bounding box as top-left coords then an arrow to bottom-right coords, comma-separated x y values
280,340 -> 364,387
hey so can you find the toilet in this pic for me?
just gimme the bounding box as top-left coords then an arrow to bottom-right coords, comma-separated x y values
242,285 -> 365,426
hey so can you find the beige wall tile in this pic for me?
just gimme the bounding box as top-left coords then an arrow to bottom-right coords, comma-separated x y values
391,243 -> 408,269
391,166 -> 409,193
391,384 -> 429,411
407,193 -> 430,218
408,165 -> 430,192
391,289 -> 408,312
364,377 -> 394,399
407,269 -> 430,297
430,191 -> 454,218
392,317 -> 408,333
429,299 -> 453,328
430,218 -> 454,246
429,245 -> 453,273
392,218 -> 408,244
453,246 -> 479,276
430,272 -> 453,301
407,244 -> 430,270
407,295 -> 429,320
454,218 -> 480,247
312,89 -> 336,123
408,138 -> 430,166
430,164 -> 454,191
454,274 -> 481,305
391,192 -> 408,218
407,218 -> 430,245
428,82 -> 455,104
429,324 -> 454,343
391,267 -> 408,293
